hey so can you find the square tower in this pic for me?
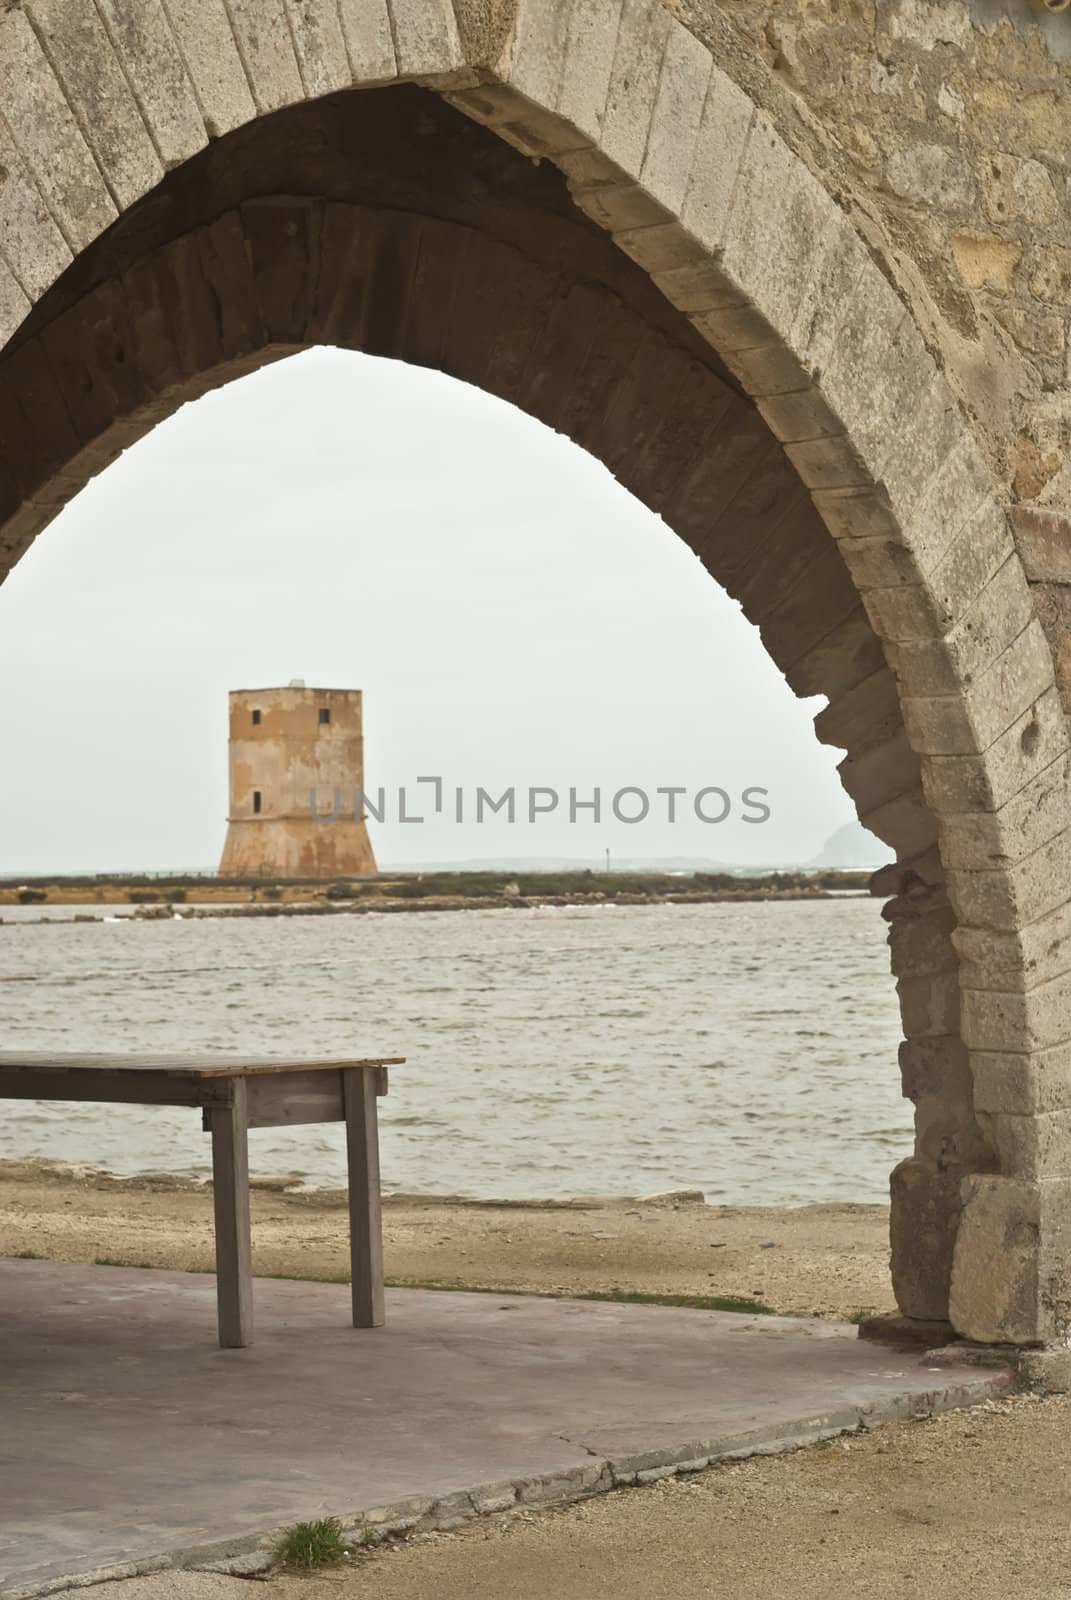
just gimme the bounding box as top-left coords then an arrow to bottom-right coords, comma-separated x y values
218,684 -> 376,878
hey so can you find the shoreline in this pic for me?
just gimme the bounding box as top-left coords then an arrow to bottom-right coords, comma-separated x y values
0,867 -> 874,922
2,886 -> 870,924
0,1157 -> 896,1322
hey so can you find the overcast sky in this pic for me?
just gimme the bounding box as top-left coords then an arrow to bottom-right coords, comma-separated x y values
0,346 -> 869,875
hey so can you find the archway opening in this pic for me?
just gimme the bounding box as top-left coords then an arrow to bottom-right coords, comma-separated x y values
0,74 -> 1010,1337
0,340 -> 910,1217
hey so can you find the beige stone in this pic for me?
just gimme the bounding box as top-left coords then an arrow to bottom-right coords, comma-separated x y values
1031,247 -> 1071,307
24,0 -> 163,209
160,0 -> 257,136
219,686 -> 376,879
982,152 -> 1059,226
336,0 -> 396,82
0,7 -> 116,250
951,232 -> 1022,293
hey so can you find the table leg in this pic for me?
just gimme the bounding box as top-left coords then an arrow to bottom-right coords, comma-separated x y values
209,1077 -> 253,1348
344,1067 -> 384,1328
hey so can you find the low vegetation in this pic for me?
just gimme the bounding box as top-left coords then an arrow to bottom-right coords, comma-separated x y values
273,1517 -> 349,1569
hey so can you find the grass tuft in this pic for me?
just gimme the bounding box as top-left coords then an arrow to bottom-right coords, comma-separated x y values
274,1517 -> 349,1570
13,1249 -> 43,1260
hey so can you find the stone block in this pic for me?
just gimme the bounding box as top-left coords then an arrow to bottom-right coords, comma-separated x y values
556,0 -> 624,144
983,1109 -> 1071,1182
0,119 -> 72,303
597,0 -> 672,177
1020,1347 -> 1071,1393
93,0 -> 206,168
813,667 -> 902,755
837,533 -> 920,591
678,65 -> 754,256
886,142 -> 974,211
887,899 -> 958,981
864,497 -> 1013,644
898,1033 -> 971,1103
758,542 -> 859,666
162,0 -> 257,135
819,277 -> 934,483
891,420 -> 995,573
897,970 -> 960,1038
862,785 -> 938,860
870,842 -> 945,897
788,209 -> 871,381
639,17 -> 710,215
757,385 -> 845,446
956,921 -> 1067,1006
890,1156 -> 962,1322
715,341 -> 810,398
811,485 -> 901,544
281,0 -> 351,95
225,0 -> 304,111
505,0 -> 570,111
337,0 -> 396,82
0,8 -> 116,252
651,259 -> 743,314
784,434 -> 871,492
25,0 -> 163,209
922,685 -> 1066,817
937,751 -> 1069,874
389,0 -> 464,77
1010,506 -> 1071,585
572,183 -> 671,231
902,617 -> 1056,756
691,302 -> 779,353
972,1043 -> 1071,1117
782,606 -> 886,700
613,221 -> 707,273
717,115 -> 828,358
555,144 -> 625,191
448,83 -> 582,157
837,730 -> 921,818
950,1174 -> 1071,1344
963,967 -> 1071,1055
914,1088 -> 991,1168
946,827 -> 1071,936
894,553 -> 1034,699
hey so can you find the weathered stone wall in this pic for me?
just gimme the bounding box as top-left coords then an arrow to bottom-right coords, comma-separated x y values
667,0 -> 1070,517
219,686 -> 377,879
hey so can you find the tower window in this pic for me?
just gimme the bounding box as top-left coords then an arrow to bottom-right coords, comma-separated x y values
252,709 -> 261,726
253,791 -> 262,814
319,707 -> 330,725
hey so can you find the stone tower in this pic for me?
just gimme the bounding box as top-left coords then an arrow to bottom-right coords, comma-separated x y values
218,683 -> 377,879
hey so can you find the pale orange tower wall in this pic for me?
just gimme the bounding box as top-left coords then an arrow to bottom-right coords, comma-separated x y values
218,686 -> 376,879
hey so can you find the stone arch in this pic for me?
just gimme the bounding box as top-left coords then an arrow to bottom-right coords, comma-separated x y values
0,0 -> 1068,1345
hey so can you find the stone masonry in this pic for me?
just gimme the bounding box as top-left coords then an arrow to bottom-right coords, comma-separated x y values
0,0 -> 1068,1345
218,685 -> 377,878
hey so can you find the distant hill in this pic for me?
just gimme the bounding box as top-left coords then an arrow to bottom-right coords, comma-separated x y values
809,822 -> 893,870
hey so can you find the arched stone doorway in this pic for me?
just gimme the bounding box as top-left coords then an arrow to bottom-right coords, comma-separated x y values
0,0 -> 1065,1347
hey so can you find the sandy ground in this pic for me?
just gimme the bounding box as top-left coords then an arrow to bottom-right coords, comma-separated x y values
16,1161 -> 1071,1600
0,1159 -> 895,1319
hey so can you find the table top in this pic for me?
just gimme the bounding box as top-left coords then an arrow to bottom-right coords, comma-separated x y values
0,1051 -> 404,1080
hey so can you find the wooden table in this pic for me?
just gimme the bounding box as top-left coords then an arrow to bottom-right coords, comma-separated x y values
0,1051 -> 403,1348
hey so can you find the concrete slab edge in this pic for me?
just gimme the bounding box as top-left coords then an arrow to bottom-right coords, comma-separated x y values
1,1367 -> 1012,1600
